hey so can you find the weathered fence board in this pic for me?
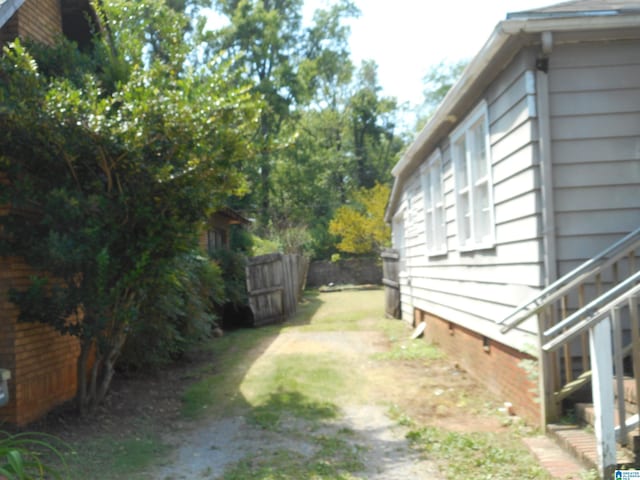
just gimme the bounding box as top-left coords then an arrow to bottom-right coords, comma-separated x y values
246,253 -> 309,326
381,248 -> 401,319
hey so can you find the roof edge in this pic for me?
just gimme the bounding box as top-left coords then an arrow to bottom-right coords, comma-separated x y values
0,0 -> 25,30
385,11 -> 640,222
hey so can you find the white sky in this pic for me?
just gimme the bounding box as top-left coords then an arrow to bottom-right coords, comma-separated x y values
206,1 -> 556,124
325,0 -> 555,108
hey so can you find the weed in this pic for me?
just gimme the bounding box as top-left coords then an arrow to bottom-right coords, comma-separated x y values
0,430 -> 69,479
373,320 -> 443,361
222,435 -> 365,480
66,432 -> 168,480
406,425 -> 551,479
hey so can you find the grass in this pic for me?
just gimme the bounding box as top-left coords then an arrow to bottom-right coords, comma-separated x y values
404,422 -> 551,480
60,287 -> 562,479
221,430 -> 366,480
65,431 -> 169,480
367,316 -> 443,361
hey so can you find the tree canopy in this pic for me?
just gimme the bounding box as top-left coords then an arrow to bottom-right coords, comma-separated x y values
0,0 -> 472,415
0,0 -> 256,413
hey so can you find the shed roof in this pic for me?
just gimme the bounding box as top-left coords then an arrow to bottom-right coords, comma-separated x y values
385,0 -> 640,222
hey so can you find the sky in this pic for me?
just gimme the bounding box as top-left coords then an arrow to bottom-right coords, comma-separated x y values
206,0 -> 557,125
333,1 -> 554,106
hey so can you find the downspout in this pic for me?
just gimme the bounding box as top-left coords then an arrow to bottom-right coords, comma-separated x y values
536,31 -> 558,288
535,31 -> 558,427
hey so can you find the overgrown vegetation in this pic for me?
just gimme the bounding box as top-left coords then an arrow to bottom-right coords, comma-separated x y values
404,423 -> 550,479
0,0 -> 255,414
0,431 -> 68,480
0,0 -> 476,422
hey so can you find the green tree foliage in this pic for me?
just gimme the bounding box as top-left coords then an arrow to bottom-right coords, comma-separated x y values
416,58 -> 468,130
207,0 -> 359,227
270,60 -> 402,259
0,0 -> 256,414
120,252 -> 226,370
328,183 -> 391,255
348,61 -> 400,189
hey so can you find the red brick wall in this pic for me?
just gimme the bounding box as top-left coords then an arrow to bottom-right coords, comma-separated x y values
0,0 -> 83,426
0,0 -> 63,46
0,256 -> 80,426
418,309 -> 541,426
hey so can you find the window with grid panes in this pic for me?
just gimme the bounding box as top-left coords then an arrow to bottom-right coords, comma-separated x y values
421,150 -> 447,255
450,101 -> 495,250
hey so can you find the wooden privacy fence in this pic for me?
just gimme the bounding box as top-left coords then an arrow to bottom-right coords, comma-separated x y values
246,253 -> 309,326
381,248 -> 401,319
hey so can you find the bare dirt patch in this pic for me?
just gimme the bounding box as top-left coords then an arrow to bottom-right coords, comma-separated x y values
29,290 -> 518,479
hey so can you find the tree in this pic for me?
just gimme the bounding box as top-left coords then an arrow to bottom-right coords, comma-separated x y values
206,0 -> 358,227
348,61 -> 401,189
416,59 -> 468,130
328,183 -> 391,256
0,0 -> 256,414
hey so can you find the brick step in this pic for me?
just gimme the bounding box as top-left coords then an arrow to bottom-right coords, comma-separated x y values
576,403 -> 637,428
522,435 -> 589,479
547,424 -> 635,472
621,377 -> 639,409
576,402 -> 640,445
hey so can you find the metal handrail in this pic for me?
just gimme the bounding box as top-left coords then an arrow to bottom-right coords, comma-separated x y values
542,282 -> 640,352
543,269 -> 640,339
499,225 -> 640,333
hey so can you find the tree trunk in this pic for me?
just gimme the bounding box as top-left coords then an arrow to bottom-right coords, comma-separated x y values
76,339 -> 91,417
75,328 -> 127,415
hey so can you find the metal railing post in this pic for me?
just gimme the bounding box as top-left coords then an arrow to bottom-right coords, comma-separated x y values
590,316 -> 617,478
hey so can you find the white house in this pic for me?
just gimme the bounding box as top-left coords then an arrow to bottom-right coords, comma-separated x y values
386,1 -> 640,466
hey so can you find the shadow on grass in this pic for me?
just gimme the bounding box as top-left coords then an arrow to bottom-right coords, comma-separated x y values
248,389 -> 339,429
180,289 -> 326,419
65,288 -> 402,479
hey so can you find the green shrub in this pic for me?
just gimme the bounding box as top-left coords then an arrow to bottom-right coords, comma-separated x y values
209,248 -> 248,307
120,252 -> 225,369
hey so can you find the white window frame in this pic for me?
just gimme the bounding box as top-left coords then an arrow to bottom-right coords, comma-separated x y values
450,100 -> 495,251
392,209 -> 406,272
420,149 -> 447,256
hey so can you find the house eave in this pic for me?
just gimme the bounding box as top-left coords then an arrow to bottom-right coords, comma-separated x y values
385,12 -> 640,223
0,0 -> 25,30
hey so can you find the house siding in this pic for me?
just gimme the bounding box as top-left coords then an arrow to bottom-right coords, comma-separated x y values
548,40 -> 640,276
0,0 -> 62,46
399,49 -> 544,352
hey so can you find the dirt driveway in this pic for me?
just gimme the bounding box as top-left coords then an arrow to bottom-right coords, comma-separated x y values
155,328 -> 442,479
149,289 -> 516,480
39,288 -> 548,479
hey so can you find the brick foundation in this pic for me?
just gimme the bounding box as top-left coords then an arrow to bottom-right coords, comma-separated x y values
417,309 -> 541,426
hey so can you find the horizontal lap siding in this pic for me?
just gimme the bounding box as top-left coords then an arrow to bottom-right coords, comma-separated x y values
15,0 -> 61,45
0,256 -> 80,425
548,40 -> 640,276
399,50 -> 543,350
